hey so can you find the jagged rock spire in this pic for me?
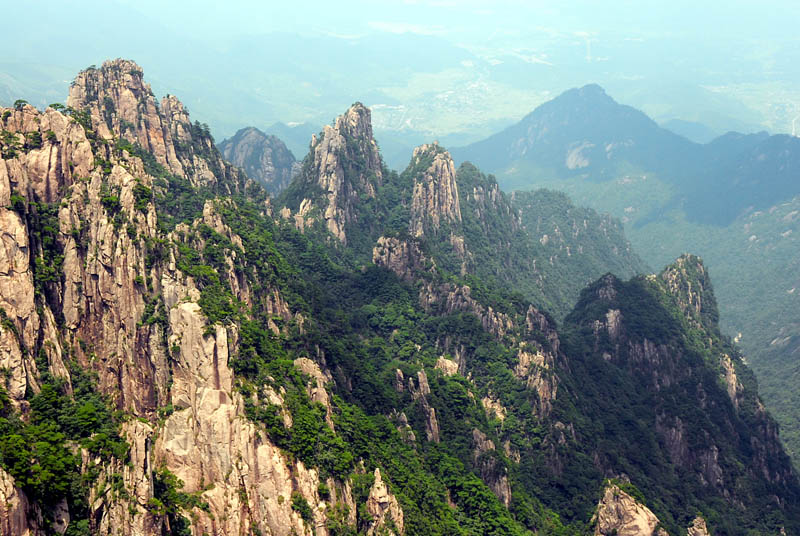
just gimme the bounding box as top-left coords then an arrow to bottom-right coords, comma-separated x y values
67,59 -> 235,190
407,142 -> 462,238
299,102 -> 384,244
659,254 -> 719,331
68,59 -> 187,176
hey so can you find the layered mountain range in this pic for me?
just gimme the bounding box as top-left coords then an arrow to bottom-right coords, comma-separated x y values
452,84 -> 800,462
0,59 -> 796,536
452,84 -> 800,229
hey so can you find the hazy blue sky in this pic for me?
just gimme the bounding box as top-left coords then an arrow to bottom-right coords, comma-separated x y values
2,0 -> 798,163
114,0 -> 798,40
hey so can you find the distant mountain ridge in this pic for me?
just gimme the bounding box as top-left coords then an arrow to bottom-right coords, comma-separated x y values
452,84 -> 800,227
452,84 -> 693,176
453,84 -> 800,465
218,126 -> 300,194
660,118 -> 721,143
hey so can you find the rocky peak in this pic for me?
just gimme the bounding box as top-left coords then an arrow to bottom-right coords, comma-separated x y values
334,102 -> 377,146
67,59 -> 238,189
659,254 -> 719,331
218,127 -> 299,194
68,59 -> 151,119
67,60 -> 182,173
290,102 -> 384,244
406,142 -> 462,238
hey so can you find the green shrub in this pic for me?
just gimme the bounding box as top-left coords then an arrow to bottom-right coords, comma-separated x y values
291,491 -> 314,523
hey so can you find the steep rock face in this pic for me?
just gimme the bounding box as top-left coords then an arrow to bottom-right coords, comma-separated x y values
284,103 -> 383,245
0,467 -> 44,536
67,59 -> 184,177
67,59 -> 246,190
0,68 -> 349,536
0,98 -> 160,533
372,236 -> 433,282
659,254 -> 717,331
4,60 -> 800,536
365,468 -> 404,536
407,143 -> 461,238
471,428 -> 512,507
218,127 -> 299,194
435,356 -> 459,376
150,270 -> 326,536
409,370 -> 440,443
593,484 -> 668,536
564,263 -> 799,529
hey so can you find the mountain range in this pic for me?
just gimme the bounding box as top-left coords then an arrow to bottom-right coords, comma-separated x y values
0,59 -> 797,536
450,85 -> 800,462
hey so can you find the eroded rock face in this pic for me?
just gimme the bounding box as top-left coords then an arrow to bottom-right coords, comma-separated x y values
0,64 -> 354,535
514,346 -> 558,416
365,468 -> 404,536
471,429 -> 512,507
300,103 -> 383,244
0,467 -> 44,536
593,484 -> 668,536
719,353 -> 743,409
373,236 -> 432,282
67,59 -> 247,190
435,356 -> 459,377
218,127 -> 300,194
407,143 -> 461,238
481,394 -> 507,422
687,516 -> 711,536
68,59 -> 185,177
659,254 -> 717,331
409,370 -> 440,443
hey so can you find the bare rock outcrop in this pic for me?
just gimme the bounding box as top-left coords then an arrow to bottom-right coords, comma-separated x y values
687,516 -> 711,536
409,370 -> 440,443
481,394 -> 507,422
719,353 -> 743,409
365,468 -> 404,536
659,254 -> 716,331
0,467 -> 44,536
471,429 -> 512,507
295,356 -> 335,427
407,143 -> 461,238
298,103 -> 383,244
67,59 -> 247,190
435,356 -> 459,377
373,236 -> 432,282
67,59 -> 186,177
0,63 -> 348,535
593,483 -> 668,536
